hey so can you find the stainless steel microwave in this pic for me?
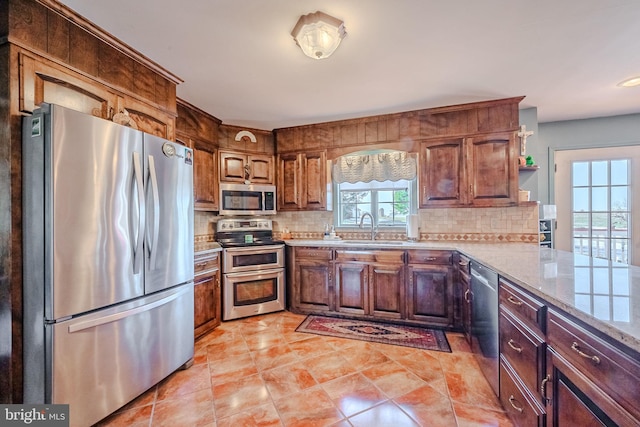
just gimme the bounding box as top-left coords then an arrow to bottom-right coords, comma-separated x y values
219,183 -> 276,216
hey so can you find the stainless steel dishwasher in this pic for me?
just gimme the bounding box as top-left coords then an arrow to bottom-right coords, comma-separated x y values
470,261 -> 499,396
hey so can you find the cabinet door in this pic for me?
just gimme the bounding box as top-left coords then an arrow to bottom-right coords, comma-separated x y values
220,152 -> 247,182
277,153 -> 303,210
248,154 -> 274,184
467,132 -> 518,206
459,263 -> 472,345
335,262 -> 367,315
545,348 -> 638,427
296,259 -> 333,312
302,151 -> 326,210
420,138 -> 466,207
407,264 -> 453,326
194,142 -> 218,211
193,269 -> 221,339
369,263 -> 405,319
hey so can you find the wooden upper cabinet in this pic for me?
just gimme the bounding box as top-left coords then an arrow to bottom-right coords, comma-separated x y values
467,132 -> 518,207
420,138 -> 465,207
177,133 -> 218,211
219,151 -> 274,184
277,151 -> 326,211
420,131 -> 518,208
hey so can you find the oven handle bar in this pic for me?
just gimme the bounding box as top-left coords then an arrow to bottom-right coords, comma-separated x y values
223,244 -> 285,254
224,268 -> 284,279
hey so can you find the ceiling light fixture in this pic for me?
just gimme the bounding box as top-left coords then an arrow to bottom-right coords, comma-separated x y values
291,11 -> 346,60
617,76 -> 640,87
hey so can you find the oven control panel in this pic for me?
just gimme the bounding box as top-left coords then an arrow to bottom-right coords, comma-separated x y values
217,218 -> 272,232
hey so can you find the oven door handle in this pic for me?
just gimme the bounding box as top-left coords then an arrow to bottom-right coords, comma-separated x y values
224,244 -> 284,254
224,268 -> 283,279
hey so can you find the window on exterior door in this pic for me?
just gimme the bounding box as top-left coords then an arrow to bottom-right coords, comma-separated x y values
555,146 -> 640,266
571,159 -> 630,263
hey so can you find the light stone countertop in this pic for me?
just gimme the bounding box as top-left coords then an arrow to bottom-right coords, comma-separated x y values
285,239 -> 640,354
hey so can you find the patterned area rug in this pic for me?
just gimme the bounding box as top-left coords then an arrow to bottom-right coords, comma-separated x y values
296,315 -> 451,353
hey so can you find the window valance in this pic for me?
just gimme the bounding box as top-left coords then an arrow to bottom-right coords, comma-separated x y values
332,151 -> 417,183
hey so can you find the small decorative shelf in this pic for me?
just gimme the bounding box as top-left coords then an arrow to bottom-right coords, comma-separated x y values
519,165 -> 540,171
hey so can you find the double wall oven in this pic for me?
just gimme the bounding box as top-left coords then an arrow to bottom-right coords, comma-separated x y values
216,218 -> 285,320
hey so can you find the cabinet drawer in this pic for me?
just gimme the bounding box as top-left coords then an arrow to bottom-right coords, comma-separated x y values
500,358 -> 545,427
499,309 -> 545,396
499,278 -> 545,333
296,247 -> 333,260
335,250 -> 404,264
194,251 -> 220,276
406,250 -> 452,265
547,309 -> 640,421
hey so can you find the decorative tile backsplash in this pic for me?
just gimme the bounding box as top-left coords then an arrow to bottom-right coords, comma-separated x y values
195,204 -> 540,244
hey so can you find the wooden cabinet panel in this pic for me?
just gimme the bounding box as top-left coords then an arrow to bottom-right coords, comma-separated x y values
302,151 -> 326,210
499,309 -> 545,396
220,151 -> 274,184
277,153 -> 302,210
458,255 -> 472,345
219,151 -> 246,182
297,260 -> 333,311
290,248 -> 333,313
177,134 -> 218,211
249,155 -> 274,184
406,264 -> 453,326
500,359 -> 546,427
277,151 -> 326,211
547,310 -> 640,422
369,264 -> 405,319
420,131 -> 518,208
193,251 -> 221,339
420,138 -> 465,207
467,132 -> 518,206
499,278 -> 546,333
335,262 -> 368,315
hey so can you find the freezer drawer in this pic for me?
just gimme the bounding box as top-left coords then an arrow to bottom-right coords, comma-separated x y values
48,284 -> 194,427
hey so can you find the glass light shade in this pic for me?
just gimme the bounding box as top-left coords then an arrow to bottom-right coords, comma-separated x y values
617,76 -> 640,87
291,11 -> 346,59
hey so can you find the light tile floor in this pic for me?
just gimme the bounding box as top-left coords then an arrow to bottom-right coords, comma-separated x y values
96,311 -> 514,426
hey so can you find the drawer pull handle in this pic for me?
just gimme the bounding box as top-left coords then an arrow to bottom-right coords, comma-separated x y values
507,339 -> 523,353
571,342 -> 601,365
540,374 -> 551,404
423,257 -> 436,261
507,296 -> 523,306
464,289 -> 471,303
195,262 -> 208,268
508,395 -> 524,413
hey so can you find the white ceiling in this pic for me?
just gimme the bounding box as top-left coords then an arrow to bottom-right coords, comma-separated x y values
57,0 -> 640,130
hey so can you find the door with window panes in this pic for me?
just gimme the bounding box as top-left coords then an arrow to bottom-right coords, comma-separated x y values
555,146 -> 640,266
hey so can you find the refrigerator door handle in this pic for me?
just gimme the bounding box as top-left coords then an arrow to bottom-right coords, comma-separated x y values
67,287 -> 186,333
146,155 -> 160,270
132,152 -> 145,274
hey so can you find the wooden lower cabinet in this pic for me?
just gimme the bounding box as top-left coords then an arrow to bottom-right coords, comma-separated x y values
193,250 -> 221,339
293,248 -> 334,313
457,254 -> 472,344
334,249 -> 405,319
544,309 -> 640,426
406,264 -> 453,327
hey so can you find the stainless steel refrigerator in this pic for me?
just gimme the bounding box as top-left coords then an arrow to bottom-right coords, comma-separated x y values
22,103 -> 195,427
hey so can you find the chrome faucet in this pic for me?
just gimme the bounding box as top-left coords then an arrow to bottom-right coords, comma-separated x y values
359,212 -> 377,240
